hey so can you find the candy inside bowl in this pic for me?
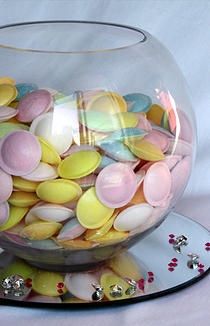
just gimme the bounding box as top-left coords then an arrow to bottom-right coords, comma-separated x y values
0,21 -> 195,272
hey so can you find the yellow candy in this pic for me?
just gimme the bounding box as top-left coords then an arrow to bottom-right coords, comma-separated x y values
36,179 -> 82,204
13,176 -> 39,192
125,139 -> 165,161
147,104 -> 165,125
0,206 -> 28,231
76,187 -> 114,229
20,221 -> 62,240
38,137 -> 61,166
108,252 -> 143,281
86,91 -> 127,114
32,270 -> 67,296
58,151 -> 101,179
56,237 -> 96,249
95,228 -> 128,245
0,76 -> 15,85
116,112 -> 138,129
79,126 -> 107,145
100,272 -> 131,301
0,84 -> 18,106
85,212 -> 117,241
8,192 -> 40,207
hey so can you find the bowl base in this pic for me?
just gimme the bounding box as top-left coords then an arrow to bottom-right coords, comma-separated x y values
0,211 -> 209,307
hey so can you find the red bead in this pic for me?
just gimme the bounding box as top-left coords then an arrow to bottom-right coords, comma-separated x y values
168,267 -> 174,272
198,269 -> 204,274
57,289 -> 63,294
148,277 -> 154,283
25,278 -> 32,288
57,282 -> 64,289
205,247 -> 210,251
171,258 -> 178,262
205,242 -> 210,246
168,262 -> 174,267
169,239 -> 175,244
148,271 -> 154,276
169,234 -> 175,238
198,263 -> 204,268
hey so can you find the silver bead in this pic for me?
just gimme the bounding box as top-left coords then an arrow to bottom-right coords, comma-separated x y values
1,274 -> 26,297
187,253 -> 200,269
109,284 -> 123,298
173,235 -> 188,253
91,283 -> 104,302
125,279 -> 137,296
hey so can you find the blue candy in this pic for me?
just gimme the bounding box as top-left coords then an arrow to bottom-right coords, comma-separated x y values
16,83 -> 38,101
124,93 -> 152,113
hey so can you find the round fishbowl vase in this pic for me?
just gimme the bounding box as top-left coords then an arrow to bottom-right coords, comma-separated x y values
0,21 -> 195,272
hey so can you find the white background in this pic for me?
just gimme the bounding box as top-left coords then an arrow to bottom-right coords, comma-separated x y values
0,0 -> 209,325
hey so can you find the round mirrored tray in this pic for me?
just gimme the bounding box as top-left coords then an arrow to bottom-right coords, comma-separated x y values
0,211 -> 209,308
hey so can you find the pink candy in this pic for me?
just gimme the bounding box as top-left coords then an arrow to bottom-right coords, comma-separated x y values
0,130 -> 41,176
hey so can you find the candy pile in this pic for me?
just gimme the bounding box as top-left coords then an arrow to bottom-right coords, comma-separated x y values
0,252 -> 155,302
0,76 -> 193,250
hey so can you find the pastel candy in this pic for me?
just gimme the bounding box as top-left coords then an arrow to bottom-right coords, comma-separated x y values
85,212 -> 117,241
98,141 -> 138,162
78,89 -> 104,109
57,218 -> 86,240
136,113 -> 152,131
0,84 -> 17,106
0,122 -> 29,138
22,162 -> 58,181
108,252 -> 143,281
94,229 -> 128,244
58,151 -> 101,179
56,237 -> 96,249
86,91 -> 127,114
76,187 -> 114,229
98,127 -> 147,143
143,162 -> 171,206
25,239 -> 61,250
27,204 -> 74,223
125,138 -> 165,161
30,112 -> 73,154
144,129 -> 170,153
0,206 -> 28,231
0,202 -> 10,226
20,221 -> 62,240
114,203 -> 153,231
12,177 -> 39,192
65,272 -> 99,301
36,179 -> 82,204
0,130 -> 41,176
0,106 -> 18,122
124,93 -> 152,113
100,272 -> 131,300
147,104 -> 165,125
0,168 -> 13,203
38,137 -> 61,165
17,89 -> 52,122
79,110 -> 121,132
161,110 -> 170,130
16,83 -> 38,101
32,270 -> 67,296
151,123 -> 173,137
8,191 -> 40,207
96,163 -> 137,208
129,184 -> 146,205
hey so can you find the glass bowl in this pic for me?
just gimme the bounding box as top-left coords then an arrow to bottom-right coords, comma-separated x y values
0,21 -> 195,271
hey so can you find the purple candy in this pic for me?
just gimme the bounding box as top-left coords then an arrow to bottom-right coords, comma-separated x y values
17,89 -> 52,123
0,168 -> 13,203
0,130 -> 41,176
